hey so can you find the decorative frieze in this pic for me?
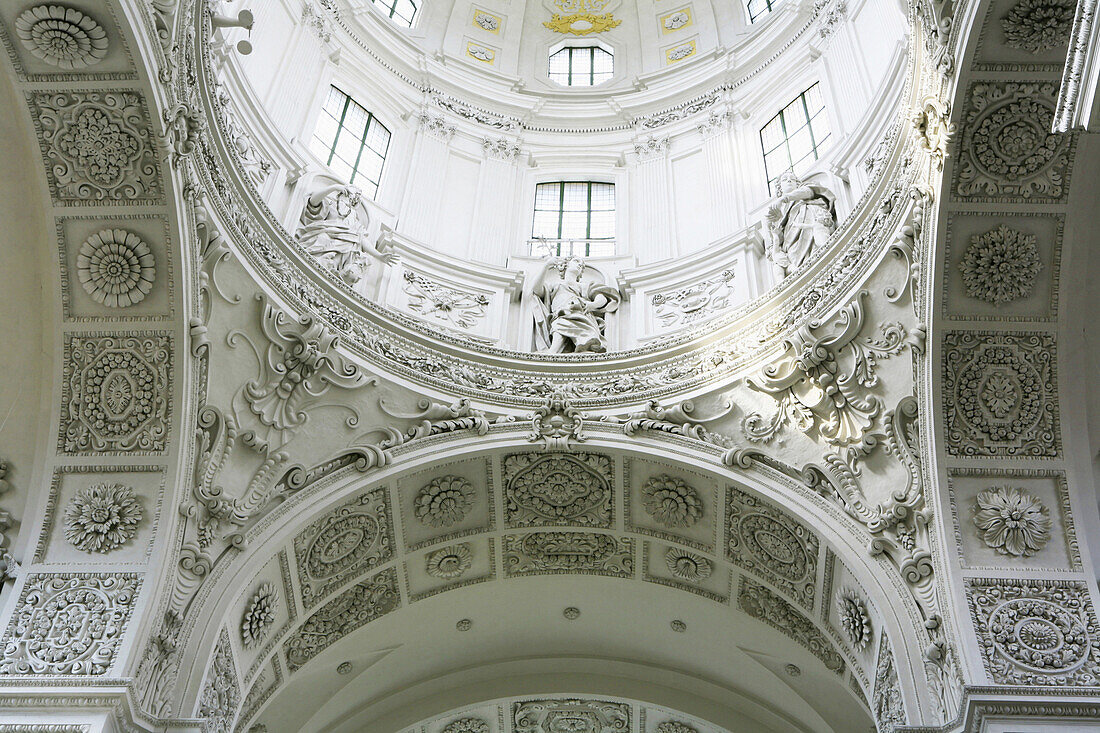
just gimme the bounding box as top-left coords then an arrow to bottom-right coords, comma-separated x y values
727,487 -> 819,612
738,577 -> 844,673
513,698 -> 630,732
503,532 -> 633,577
403,271 -> 490,329
954,82 -> 1072,202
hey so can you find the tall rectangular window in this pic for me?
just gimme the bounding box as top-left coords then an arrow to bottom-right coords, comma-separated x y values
548,47 -> 614,87
372,0 -> 418,27
531,182 -> 616,257
309,86 -> 392,200
759,83 -> 831,190
746,0 -> 778,23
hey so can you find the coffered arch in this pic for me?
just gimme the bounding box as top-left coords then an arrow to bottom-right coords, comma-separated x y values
169,429 -> 929,732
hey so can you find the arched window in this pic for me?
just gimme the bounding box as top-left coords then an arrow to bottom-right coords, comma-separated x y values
371,0 -> 418,27
530,181 -> 616,257
548,46 -> 614,87
759,83 -> 831,189
309,86 -> 392,200
746,0 -> 778,23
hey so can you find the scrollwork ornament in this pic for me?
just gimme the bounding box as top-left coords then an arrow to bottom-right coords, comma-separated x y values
15,5 -> 109,69
973,486 -> 1052,557
426,544 -> 473,580
76,229 -> 156,307
63,483 -> 143,553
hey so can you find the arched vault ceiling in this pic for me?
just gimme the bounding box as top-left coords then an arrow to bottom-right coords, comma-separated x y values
0,1 -> 1097,732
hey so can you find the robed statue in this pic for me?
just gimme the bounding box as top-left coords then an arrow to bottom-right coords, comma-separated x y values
295,183 -> 398,286
525,257 -> 621,353
763,170 -> 837,278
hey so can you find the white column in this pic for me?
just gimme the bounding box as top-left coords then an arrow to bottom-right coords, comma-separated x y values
629,136 -> 675,263
469,138 -> 522,266
697,108 -> 741,239
397,112 -> 456,244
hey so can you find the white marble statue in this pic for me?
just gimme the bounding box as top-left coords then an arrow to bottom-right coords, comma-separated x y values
763,170 -> 837,278
296,183 -> 398,286
526,257 -> 621,353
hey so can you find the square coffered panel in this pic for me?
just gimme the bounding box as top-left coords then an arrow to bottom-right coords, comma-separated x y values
405,536 -> 495,601
643,541 -> 730,603
502,452 -> 613,530
948,468 -> 1080,571
942,213 -> 1062,322
970,0 -> 1076,72
397,456 -> 493,551
293,486 -> 395,609
34,465 -> 164,566
0,1 -> 136,80
625,457 -> 718,552
55,214 -> 174,321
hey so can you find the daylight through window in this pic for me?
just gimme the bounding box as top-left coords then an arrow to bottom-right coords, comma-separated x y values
548,46 -> 614,87
759,83 -> 831,190
531,182 -> 616,257
309,86 -> 392,200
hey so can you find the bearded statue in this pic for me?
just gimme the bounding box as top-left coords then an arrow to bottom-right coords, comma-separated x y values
295,183 -> 398,286
525,257 -> 621,353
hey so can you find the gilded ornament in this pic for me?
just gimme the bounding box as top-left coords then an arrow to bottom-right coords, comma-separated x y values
76,229 -> 156,308
543,13 -> 622,35
63,483 -> 142,553
973,486 -> 1052,557
15,5 -> 108,69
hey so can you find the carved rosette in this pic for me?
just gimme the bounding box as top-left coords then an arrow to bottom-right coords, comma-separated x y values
414,476 -> 475,527
837,588 -> 872,651
959,226 -> 1042,305
664,548 -> 713,582
1001,0 -> 1075,54
63,483 -> 143,553
76,229 -> 156,307
973,486 -> 1052,557
426,544 -> 473,580
241,583 -> 279,649
642,474 -> 702,528
15,5 -> 109,69
0,574 -> 140,675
